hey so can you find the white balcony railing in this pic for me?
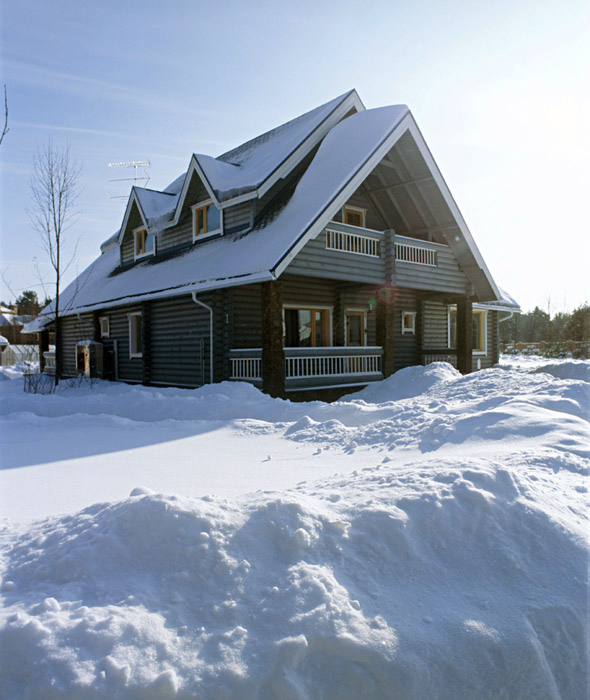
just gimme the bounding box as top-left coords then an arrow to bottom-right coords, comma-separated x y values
395,240 -> 437,266
325,227 -> 381,258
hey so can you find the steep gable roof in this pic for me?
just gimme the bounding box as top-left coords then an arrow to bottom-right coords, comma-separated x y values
29,94 -> 506,331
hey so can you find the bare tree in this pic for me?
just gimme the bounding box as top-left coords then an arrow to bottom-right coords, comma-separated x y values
28,139 -> 81,385
0,85 -> 8,146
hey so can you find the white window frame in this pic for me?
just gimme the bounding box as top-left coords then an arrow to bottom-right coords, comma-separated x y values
402,311 -> 416,335
342,204 -> 367,229
128,312 -> 143,358
133,226 -> 155,261
447,306 -> 487,355
192,200 -> 223,241
99,316 -> 110,338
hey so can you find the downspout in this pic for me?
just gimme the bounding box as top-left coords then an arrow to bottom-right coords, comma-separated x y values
191,291 -> 214,384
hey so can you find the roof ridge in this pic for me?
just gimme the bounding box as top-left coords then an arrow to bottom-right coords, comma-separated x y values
216,90 -> 356,165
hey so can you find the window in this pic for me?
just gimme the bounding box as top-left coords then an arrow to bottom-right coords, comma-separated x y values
343,205 -> 366,228
402,311 -> 416,335
283,308 -> 329,347
128,312 -> 143,358
134,227 -> 155,260
99,316 -> 110,338
448,307 -> 487,353
192,200 -> 222,240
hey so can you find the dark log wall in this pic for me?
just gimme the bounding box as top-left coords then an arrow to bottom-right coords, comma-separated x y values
59,314 -> 94,377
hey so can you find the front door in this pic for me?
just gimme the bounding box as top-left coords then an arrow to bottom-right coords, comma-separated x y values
346,311 -> 365,347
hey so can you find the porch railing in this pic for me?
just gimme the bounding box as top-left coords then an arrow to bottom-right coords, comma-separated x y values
230,349 -> 262,381
284,347 -> 382,379
43,351 -> 56,376
230,347 -> 383,389
422,349 -> 457,367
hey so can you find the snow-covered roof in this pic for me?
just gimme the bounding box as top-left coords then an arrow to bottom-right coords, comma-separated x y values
477,287 -> 521,313
30,92 -> 512,330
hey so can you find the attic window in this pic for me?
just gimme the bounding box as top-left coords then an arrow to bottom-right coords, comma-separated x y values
192,200 -> 222,240
134,227 -> 155,260
343,205 -> 366,228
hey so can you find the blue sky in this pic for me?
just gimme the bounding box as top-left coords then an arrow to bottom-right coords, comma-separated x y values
1,0 -> 588,313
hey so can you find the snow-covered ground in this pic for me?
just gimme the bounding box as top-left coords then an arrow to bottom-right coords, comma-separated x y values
0,357 -> 588,699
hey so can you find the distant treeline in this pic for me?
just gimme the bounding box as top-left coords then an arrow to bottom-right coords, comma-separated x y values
500,303 -> 589,358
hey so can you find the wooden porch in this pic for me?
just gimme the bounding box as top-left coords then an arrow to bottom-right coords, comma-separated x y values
230,346 -> 384,392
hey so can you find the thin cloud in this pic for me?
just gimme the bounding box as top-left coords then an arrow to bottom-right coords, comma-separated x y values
4,59 -> 220,118
15,121 -> 129,138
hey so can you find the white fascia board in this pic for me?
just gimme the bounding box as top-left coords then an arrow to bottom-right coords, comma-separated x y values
255,91 -> 365,202
170,156 -> 221,227
116,189 -> 148,246
273,112 -> 413,278
405,118 -> 503,302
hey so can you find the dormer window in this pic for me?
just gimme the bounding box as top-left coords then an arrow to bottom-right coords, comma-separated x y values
343,205 -> 366,228
134,226 -> 155,260
192,200 -> 222,241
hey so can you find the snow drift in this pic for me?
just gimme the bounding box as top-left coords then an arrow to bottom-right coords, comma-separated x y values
0,359 -> 588,698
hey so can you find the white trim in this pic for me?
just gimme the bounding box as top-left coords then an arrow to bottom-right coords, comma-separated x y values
191,199 -> 223,241
172,156 -> 221,228
117,189 -> 147,247
405,120 -> 502,302
273,112 -> 413,277
99,316 -> 110,338
133,225 -> 156,261
171,91 -> 364,224
447,306 -> 488,355
401,311 -> 416,334
128,311 -> 143,358
272,110 -> 502,304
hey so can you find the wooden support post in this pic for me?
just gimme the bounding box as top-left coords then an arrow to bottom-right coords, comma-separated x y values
456,297 -> 473,374
261,280 -> 284,397
333,286 -> 344,346
376,299 -> 395,377
39,330 -> 49,373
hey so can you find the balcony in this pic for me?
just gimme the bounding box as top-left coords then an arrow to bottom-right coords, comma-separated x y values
230,346 -> 383,391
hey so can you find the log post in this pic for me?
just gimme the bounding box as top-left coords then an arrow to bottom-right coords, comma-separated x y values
261,280 -> 284,397
39,330 -> 49,373
456,297 -> 473,374
376,296 -> 395,377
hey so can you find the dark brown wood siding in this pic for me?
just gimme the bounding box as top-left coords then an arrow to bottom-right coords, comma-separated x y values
59,314 -> 95,377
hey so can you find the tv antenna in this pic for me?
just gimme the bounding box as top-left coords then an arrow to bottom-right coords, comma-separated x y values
108,160 -> 151,199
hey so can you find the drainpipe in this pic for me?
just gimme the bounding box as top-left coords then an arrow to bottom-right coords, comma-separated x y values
191,291 -> 214,384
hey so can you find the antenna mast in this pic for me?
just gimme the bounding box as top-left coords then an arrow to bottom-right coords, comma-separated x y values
108,160 -> 151,199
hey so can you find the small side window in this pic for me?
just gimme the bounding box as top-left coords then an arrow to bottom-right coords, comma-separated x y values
402,311 -> 416,334
134,227 -> 155,260
128,312 -> 143,358
99,316 -> 110,338
192,200 -> 222,240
